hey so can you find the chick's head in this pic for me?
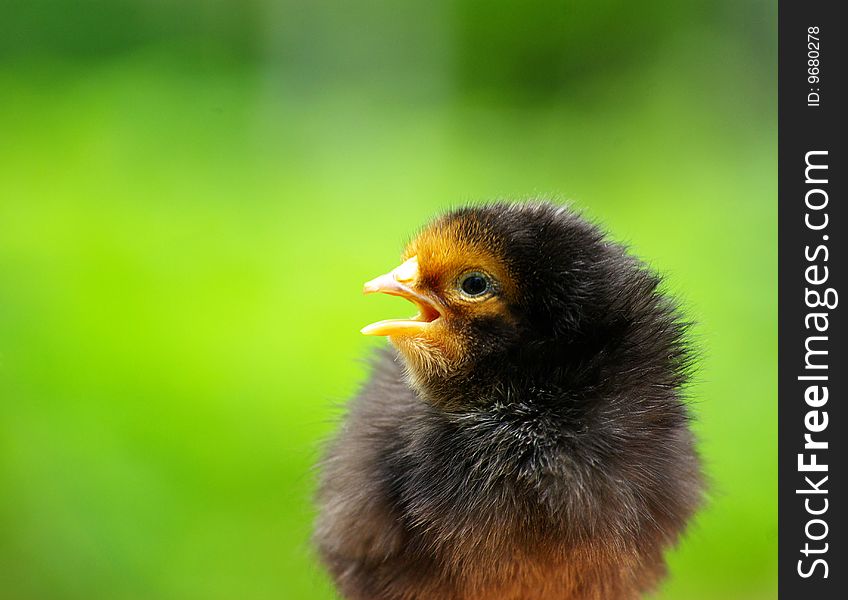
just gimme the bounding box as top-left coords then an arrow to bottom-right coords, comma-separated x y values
361,202 -> 625,397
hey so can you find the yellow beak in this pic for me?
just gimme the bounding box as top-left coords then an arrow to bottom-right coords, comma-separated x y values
361,256 -> 443,336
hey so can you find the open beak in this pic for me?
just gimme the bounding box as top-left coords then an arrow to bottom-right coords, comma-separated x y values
361,256 -> 443,336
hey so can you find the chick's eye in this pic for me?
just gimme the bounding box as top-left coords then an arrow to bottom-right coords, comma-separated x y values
459,273 -> 490,297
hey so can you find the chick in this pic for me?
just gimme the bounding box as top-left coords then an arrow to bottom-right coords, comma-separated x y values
314,201 -> 703,600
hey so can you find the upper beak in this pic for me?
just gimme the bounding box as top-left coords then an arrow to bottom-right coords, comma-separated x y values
361,256 -> 443,336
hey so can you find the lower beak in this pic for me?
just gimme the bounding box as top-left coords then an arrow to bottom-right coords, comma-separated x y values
361,256 -> 443,336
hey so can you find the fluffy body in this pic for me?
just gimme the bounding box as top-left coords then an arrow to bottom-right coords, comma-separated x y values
315,202 -> 703,600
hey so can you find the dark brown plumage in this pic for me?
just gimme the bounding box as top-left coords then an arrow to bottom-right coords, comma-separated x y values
314,201 -> 703,600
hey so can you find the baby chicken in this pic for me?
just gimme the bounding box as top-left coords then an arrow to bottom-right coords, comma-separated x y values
315,201 -> 703,600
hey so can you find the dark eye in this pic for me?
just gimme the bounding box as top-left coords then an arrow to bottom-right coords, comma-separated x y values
459,273 -> 490,297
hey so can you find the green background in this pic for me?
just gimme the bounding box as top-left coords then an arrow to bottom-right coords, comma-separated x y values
0,2 -> 775,599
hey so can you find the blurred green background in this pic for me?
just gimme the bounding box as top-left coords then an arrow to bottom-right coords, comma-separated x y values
0,1 -> 775,599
